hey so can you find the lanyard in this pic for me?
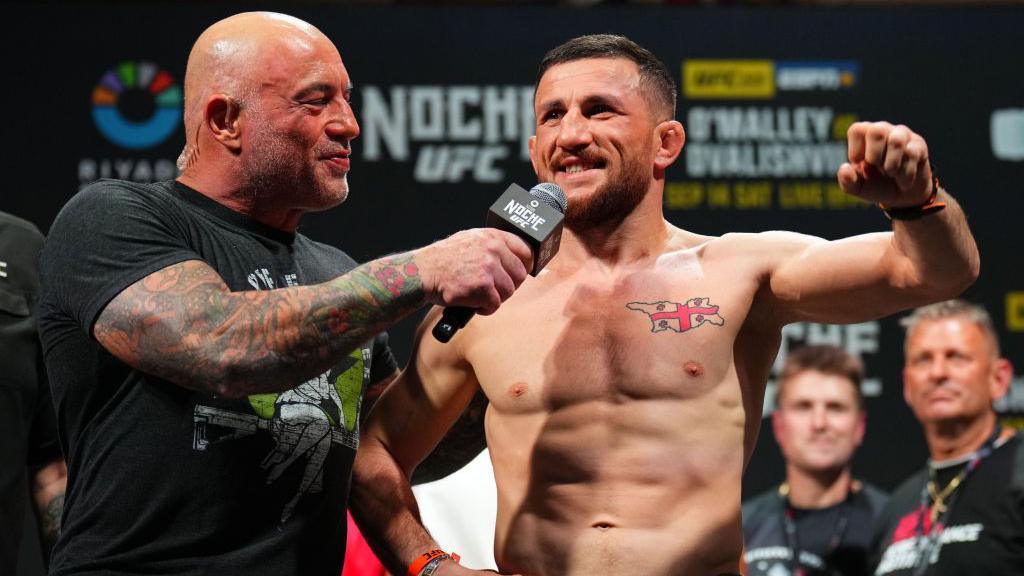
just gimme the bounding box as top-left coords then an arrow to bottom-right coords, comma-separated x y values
910,425 -> 1003,576
780,484 -> 853,576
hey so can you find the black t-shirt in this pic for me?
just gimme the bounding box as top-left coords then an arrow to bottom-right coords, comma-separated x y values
0,211 -> 62,574
871,433 -> 1024,576
743,482 -> 889,576
37,180 -> 398,576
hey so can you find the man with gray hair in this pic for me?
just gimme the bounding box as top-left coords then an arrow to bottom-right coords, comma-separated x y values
872,300 -> 1024,575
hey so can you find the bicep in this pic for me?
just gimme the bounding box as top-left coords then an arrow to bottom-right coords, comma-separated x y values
766,231 -> 918,323
362,308 -> 481,477
93,259 -> 235,386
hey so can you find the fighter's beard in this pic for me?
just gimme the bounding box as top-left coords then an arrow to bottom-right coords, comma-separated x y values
564,158 -> 649,231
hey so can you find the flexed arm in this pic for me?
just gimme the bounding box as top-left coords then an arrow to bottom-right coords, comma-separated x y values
763,122 -> 979,324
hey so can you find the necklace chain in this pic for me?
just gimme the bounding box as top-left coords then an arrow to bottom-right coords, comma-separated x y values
926,472 -> 965,523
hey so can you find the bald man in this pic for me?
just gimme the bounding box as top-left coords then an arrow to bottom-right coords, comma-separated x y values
37,12 -> 531,576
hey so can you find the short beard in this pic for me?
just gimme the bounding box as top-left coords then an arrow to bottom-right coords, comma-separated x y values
564,158 -> 649,230
238,105 -> 349,211
240,119 -> 306,205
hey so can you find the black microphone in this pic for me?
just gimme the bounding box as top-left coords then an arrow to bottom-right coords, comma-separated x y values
432,183 -> 567,343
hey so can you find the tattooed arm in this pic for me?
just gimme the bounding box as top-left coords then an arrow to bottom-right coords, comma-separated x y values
94,229 -> 533,398
30,458 -> 67,560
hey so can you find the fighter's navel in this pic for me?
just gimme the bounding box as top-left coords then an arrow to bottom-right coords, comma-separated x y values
508,382 -> 529,398
684,361 -> 705,377
592,522 -> 616,530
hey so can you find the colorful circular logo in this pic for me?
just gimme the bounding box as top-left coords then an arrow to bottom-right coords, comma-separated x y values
91,61 -> 182,150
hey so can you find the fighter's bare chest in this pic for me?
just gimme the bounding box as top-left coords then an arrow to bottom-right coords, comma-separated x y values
465,265 -> 759,412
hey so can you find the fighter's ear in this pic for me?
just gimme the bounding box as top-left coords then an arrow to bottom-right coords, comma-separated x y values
528,135 -> 539,176
653,120 -> 684,171
205,94 -> 244,153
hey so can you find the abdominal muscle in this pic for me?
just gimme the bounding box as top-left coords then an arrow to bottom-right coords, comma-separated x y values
485,397 -> 747,576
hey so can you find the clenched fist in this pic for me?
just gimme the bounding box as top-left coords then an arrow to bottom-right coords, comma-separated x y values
838,122 -> 936,209
415,229 -> 534,315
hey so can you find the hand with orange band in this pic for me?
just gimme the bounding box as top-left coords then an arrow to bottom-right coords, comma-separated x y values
408,550 -> 522,576
837,121 -> 945,215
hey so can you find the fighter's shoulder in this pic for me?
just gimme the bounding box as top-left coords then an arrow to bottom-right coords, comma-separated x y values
692,231 -> 823,267
717,230 -> 823,250
415,306 -> 472,363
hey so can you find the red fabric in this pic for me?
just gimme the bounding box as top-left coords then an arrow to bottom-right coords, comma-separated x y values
342,512 -> 389,576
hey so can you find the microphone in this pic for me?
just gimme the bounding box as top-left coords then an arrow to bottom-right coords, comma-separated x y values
432,183 -> 567,343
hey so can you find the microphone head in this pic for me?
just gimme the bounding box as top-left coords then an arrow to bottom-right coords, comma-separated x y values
530,183 -> 567,215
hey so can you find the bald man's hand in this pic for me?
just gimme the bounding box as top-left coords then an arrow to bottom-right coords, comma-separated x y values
838,122 -> 936,209
415,229 -> 534,316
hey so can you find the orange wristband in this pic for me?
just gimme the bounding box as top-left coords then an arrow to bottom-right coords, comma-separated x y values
879,175 -> 947,221
408,549 -> 455,576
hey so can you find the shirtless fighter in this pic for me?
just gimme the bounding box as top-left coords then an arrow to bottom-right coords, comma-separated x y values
350,35 -> 979,576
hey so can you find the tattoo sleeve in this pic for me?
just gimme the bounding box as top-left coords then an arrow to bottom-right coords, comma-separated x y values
95,253 -> 425,397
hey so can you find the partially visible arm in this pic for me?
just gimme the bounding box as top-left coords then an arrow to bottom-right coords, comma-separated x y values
30,458 -> 67,560
762,122 -> 979,325
94,229 -> 532,398
351,308 -> 496,576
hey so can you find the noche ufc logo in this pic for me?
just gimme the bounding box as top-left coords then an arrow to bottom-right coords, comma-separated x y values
360,85 -> 535,184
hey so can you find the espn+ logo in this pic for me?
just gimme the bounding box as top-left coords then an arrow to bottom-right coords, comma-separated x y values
683,60 -> 858,100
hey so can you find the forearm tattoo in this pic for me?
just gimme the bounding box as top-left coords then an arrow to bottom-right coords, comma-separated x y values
95,254 -> 424,396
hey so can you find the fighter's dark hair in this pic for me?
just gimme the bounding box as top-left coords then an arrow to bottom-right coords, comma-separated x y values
535,34 -> 677,121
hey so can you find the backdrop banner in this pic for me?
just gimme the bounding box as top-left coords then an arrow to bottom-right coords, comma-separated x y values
4,4 -> 1022,497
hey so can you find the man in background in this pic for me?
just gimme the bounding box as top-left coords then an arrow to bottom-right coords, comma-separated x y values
872,300 -> 1023,575
0,211 -> 66,574
744,345 -> 887,576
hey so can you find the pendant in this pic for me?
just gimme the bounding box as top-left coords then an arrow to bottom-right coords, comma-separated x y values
930,500 -> 946,524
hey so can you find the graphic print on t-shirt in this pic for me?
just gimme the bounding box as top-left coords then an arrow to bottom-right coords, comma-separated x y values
874,507 -> 984,575
192,348 -> 368,523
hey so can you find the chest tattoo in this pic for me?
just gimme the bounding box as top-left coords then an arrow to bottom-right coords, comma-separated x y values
626,297 -> 725,334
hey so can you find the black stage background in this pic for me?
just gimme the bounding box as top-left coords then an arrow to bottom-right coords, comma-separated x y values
3,5 -> 1023,572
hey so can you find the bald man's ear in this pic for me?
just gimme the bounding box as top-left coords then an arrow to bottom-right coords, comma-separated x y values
205,95 -> 244,153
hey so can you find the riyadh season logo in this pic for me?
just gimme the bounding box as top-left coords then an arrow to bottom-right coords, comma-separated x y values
91,61 -> 182,150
